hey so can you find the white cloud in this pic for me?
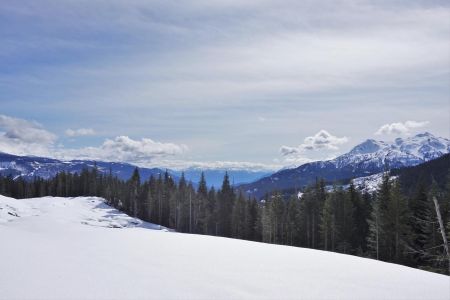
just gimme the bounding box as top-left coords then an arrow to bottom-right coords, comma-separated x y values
280,130 -> 348,156
375,120 -> 429,136
55,139 -> 282,171
0,114 -> 279,171
0,114 -> 56,156
57,136 -> 188,164
153,159 -> 280,172
65,128 -> 95,137
0,115 -> 188,165
278,130 -> 348,167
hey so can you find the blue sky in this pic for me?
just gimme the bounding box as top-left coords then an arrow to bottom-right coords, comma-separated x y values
0,0 -> 449,170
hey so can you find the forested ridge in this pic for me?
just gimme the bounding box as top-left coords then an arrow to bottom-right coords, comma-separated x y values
1,159 -> 449,274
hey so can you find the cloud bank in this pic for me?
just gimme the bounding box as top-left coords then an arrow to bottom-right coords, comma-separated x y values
0,114 -> 56,156
375,121 -> 429,136
279,130 -> 348,167
0,115 -> 187,165
156,160 -> 280,172
0,114 -> 281,170
280,130 -> 348,156
59,136 -> 188,163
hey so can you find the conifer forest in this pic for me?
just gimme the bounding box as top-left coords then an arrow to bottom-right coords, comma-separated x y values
2,161 -> 449,275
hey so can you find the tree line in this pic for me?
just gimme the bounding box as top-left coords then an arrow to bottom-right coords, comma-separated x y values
0,166 -> 449,274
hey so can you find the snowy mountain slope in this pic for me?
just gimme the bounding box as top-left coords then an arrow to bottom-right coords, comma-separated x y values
239,132 -> 450,198
0,152 -> 170,182
338,172 -> 398,194
1,195 -> 448,300
351,172 -> 390,193
334,132 -> 449,169
335,153 -> 450,194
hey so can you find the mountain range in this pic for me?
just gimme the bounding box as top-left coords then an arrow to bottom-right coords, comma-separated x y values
0,152 -> 269,187
1,132 -> 448,195
238,132 -> 450,198
0,152 -> 170,182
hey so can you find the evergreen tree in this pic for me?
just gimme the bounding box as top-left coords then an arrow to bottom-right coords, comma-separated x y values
161,170 -> 174,227
369,172 -> 391,260
176,173 -> 188,232
245,198 -> 259,241
409,183 -> 433,267
349,182 -> 370,252
261,199 -> 272,243
196,172 -> 208,234
367,195 -> 382,260
206,187 -> 217,235
285,197 -> 300,246
320,192 -> 335,251
217,173 -> 235,237
231,192 -> 247,239
129,167 -> 140,217
335,186 -> 354,254
147,175 -> 158,222
268,192 -> 285,244
386,181 -> 411,263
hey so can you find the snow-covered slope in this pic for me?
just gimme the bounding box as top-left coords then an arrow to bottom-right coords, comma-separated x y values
351,172 -> 388,193
340,172 -> 398,194
240,132 -> 450,198
1,195 -> 448,300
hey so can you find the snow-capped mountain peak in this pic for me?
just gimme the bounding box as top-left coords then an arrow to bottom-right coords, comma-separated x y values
340,132 -> 449,167
348,139 -> 387,155
239,132 -> 449,198
396,132 -> 449,160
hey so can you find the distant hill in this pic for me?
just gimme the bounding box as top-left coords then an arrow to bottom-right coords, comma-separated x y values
392,153 -> 450,195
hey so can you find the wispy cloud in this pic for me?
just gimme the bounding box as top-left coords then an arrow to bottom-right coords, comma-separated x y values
65,128 -> 95,137
375,120 -> 430,136
153,159 -> 280,172
0,1 -> 448,165
3,1 -> 449,99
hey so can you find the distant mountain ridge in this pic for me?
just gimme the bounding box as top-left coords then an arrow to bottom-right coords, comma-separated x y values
1,132 -> 448,191
238,132 -> 450,198
173,168 -> 270,188
0,152 -> 270,187
0,152 -> 170,182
